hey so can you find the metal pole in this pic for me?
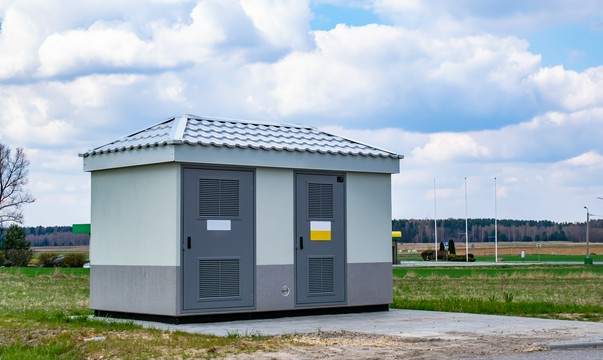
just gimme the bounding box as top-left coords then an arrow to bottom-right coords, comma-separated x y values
537,243 -> 540,262
465,177 -> 469,262
494,177 -> 498,263
434,178 -> 438,262
584,206 -> 590,258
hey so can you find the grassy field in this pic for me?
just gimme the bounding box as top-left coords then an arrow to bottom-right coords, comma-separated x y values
1,264 -> 602,358
392,265 -> 603,321
0,268 -> 290,359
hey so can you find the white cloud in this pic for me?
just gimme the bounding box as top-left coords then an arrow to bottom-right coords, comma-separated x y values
4,0 -> 307,80
1,0 -> 603,226
239,24 -> 542,129
484,108 -> 603,162
35,3 -> 235,78
529,65 -> 603,111
241,0 -> 313,50
58,74 -> 141,109
0,5 -> 43,78
412,133 -> 490,162
3,1 -> 596,132
38,22 -> 148,77
0,87 -> 77,145
155,73 -> 188,103
28,148 -> 82,171
561,150 -> 603,168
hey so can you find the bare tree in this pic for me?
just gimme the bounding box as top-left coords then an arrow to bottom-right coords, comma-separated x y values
0,144 -> 35,224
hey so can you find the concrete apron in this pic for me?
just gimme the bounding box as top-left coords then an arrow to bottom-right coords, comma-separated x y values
97,309 -> 603,347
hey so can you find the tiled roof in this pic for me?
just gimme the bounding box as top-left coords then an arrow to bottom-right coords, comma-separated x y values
81,115 -> 402,159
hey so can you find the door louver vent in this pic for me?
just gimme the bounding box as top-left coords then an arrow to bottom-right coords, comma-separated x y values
308,183 -> 333,219
308,257 -> 335,294
199,179 -> 239,217
198,258 -> 240,299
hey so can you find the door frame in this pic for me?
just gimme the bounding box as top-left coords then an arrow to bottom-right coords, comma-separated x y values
180,165 -> 256,313
294,170 -> 347,307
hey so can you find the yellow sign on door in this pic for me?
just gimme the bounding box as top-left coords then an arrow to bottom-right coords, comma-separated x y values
310,221 -> 331,241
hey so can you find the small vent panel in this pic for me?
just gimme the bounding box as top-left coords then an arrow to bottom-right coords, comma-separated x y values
308,257 -> 335,294
199,178 -> 239,217
308,183 -> 333,219
198,259 -> 240,299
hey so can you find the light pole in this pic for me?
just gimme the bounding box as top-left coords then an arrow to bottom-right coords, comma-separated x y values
494,177 -> 498,263
465,178 -> 469,262
434,178 -> 438,262
584,206 -> 590,260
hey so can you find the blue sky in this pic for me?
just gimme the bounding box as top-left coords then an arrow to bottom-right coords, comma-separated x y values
311,2 -> 385,30
311,3 -> 603,72
0,0 -> 602,226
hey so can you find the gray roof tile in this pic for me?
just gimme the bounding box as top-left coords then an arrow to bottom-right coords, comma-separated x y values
82,115 -> 402,159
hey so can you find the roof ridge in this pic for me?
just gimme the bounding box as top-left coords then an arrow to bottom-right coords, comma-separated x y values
184,114 -> 315,131
123,117 -> 175,139
169,116 -> 188,141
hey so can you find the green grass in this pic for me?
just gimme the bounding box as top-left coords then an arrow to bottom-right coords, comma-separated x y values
0,266 -> 89,277
0,267 -> 285,359
392,265 -> 603,321
393,264 -> 603,278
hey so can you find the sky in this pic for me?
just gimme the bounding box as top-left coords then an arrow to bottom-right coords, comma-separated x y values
0,0 -> 602,226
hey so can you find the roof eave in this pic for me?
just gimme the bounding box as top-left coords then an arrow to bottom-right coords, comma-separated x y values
82,144 -> 401,174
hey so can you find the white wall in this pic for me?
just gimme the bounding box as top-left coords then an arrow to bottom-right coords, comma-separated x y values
255,169 -> 392,265
90,163 -> 180,266
346,172 -> 392,263
90,165 -> 390,266
255,167 -> 294,265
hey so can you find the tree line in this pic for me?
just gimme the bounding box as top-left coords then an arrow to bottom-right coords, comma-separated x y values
392,218 -> 603,243
22,226 -> 89,247
3,219 -> 601,248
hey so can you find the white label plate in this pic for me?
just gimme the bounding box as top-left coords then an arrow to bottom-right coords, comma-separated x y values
207,220 -> 231,231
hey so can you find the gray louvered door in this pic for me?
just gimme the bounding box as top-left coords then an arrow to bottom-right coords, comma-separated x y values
182,168 -> 254,311
295,173 -> 345,305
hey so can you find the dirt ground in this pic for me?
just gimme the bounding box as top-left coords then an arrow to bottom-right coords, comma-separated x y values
223,329 -> 576,360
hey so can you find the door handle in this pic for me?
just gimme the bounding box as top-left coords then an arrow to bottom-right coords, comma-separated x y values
299,236 -> 303,250
187,236 -> 191,249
